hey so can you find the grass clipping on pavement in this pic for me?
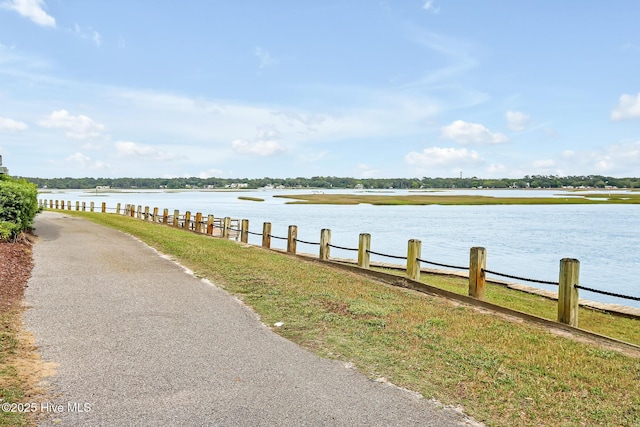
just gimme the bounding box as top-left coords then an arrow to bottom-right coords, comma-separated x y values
69,211 -> 640,427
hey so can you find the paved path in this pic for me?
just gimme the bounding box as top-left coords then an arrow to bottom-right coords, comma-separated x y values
25,212 -> 477,426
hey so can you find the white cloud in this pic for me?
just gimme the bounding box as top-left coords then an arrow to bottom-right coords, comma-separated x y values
592,141 -> 640,173
405,146 -> 483,167
356,163 -> 379,178
39,110 -> 105,140
441,120 -> 508,145
422,0 -> 440,14
611,92 -> 640,121
1,0 -> 55,27
66,152 -> 107,170
255,47 -> 276,70
198,169 -> 225,179
505,110 -> 531,131
115,141 -> 176,161
71,24 -> 102,46
298,150 -> 328,164
0,117 -> 28,131
231,139 -> 284,156
92,31 -> 101,46
540,141 -> 640,176
532,159 -> 556,169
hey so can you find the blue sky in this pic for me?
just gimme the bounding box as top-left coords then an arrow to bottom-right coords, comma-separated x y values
1,0 -> 639,179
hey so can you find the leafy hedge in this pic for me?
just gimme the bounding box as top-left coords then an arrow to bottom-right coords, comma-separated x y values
0,175 -> 39,240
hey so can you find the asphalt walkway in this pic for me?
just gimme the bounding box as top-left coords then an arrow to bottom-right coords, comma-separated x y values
25,212 -> 477,426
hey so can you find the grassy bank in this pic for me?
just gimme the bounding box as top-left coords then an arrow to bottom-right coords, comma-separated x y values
57,211 -> 640,426
274,192 -> 640,205
376,269 -> 640,346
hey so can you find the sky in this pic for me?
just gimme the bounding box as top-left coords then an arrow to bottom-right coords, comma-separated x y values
1,1 -> 639,179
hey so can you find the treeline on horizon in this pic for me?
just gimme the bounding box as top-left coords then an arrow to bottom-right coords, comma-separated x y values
19,174 -> 640,190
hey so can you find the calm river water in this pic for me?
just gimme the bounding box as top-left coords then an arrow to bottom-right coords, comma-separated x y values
40,189 -> 640,309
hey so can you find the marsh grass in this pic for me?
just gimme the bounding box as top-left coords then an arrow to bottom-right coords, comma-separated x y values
274,193 -> 640,205
237,196 -> 265,202
59,211 -> 640,426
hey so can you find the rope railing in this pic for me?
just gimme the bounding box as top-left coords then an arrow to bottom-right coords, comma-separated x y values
482,268 -> 559,286
417,257 -> 468,271
41,198 -> 640,322
268,234 -> 288,241
328,243 -> 358,252
366,249 -> 407,261
575,285 -> 640,302
294,238 -> 320,246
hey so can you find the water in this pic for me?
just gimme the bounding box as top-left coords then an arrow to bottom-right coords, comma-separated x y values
40,189 -> 640,308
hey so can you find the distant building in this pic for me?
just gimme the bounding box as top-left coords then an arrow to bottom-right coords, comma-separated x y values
0,155 -> 8,175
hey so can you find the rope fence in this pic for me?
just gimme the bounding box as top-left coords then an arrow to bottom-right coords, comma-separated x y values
40,198 -> 640,326
417,257 -> 468,271
294,238 -> 320,246
482,268 -> 559,286
328,243 -> 358,252
575,285 -> 640,302
366,249 -> 407,261
269,234 -> 288,241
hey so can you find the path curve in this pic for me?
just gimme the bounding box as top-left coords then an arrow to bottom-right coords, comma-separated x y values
25,212 -> 478,426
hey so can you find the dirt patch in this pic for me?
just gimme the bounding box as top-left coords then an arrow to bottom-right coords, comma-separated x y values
1,236 -> 56,426
0,237 -> 33,311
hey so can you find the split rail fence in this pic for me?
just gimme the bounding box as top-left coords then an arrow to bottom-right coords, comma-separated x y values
41,199 -> 640,328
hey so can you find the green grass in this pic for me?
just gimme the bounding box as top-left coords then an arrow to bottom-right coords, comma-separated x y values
53,210 -> 640,426
274,193 -> 640,205
377,269 -> 640,346
0,311 -> 28,427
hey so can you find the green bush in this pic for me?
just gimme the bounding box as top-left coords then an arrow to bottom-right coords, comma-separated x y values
0,175 -> 39,240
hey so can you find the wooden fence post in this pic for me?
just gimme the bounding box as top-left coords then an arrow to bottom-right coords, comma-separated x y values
407,239 -> 421,281
68,201 -> 71,211
358,233 -> 371,269
116,203 -> 121,214
320,229 -> 331,261
558,258 -> 580,327
223,217 -> 231,238
102,202 -> 106,213
49,200 -> 53,209
184,211 -> 191,229
137,205 -> 142,219
61,200 -> 65,210
206,215 -> 214,235
287,225 -> 297,253
241,219 -> 249,243
262,222 -> 272,248
55,200 -> 59,209
469,247 -> 487,299
153,207 -> 158,223
82,202 -> 86,212
90,202 -> 95,212
144,206 -> 150,220
173,210 -> 179,227
195,213 -> 203,233
76,201 -> 80,211
163,209 -> 169,224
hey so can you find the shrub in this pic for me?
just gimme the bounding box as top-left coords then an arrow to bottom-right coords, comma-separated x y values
0,175 -> 39,240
